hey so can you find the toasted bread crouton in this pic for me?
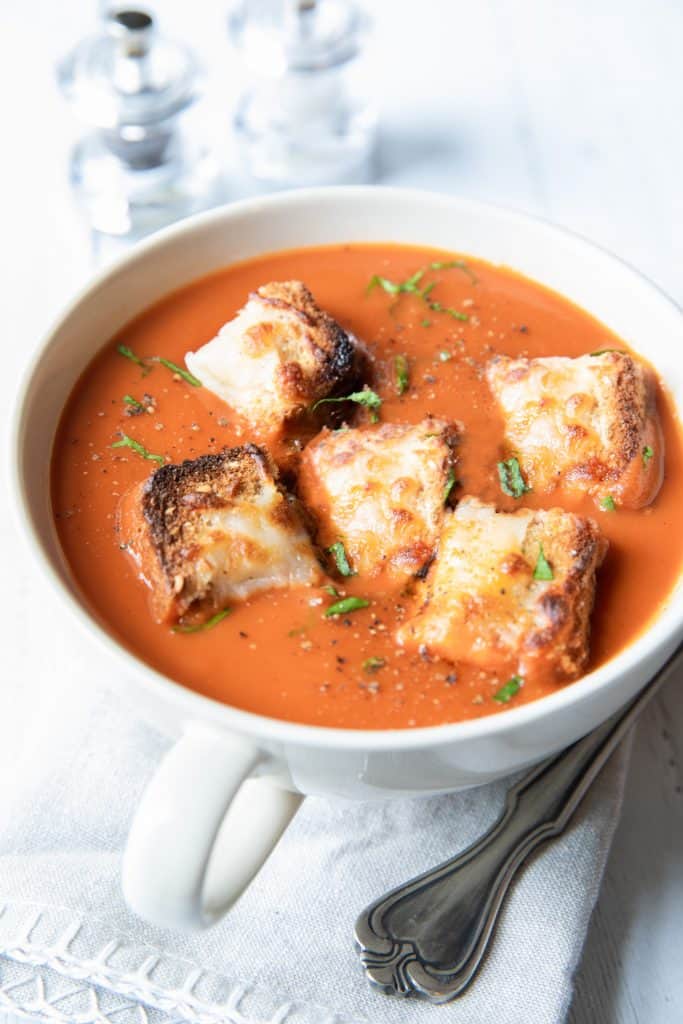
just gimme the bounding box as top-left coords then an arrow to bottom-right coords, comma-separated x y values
119,445 -> 322,624
185,281 -> 362,437
298,417 -> 461,581
486,352 -> 663,508
396,497 -> 607,682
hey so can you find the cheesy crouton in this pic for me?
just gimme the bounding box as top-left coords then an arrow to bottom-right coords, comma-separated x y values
486,351 -> 662,508
119,445 -> 322,625
298,417 -> 461,581
185,281 -> 362,438
396,497 -> 607,682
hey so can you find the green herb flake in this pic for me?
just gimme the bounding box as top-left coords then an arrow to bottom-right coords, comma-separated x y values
439,350 -> 452,362
157,357 -> 202,387
111,433 -> 164,464
443,468 -> 457,504
325,596 -> 370,617
313,388 -> 382,423
362,656 -> 385,674
590,348 -> 626,357
323,584 -> 339,597
428,300 -> 469,322
600,495 -> 617,511
117,344 -> 151,375
367,274 -> 402,295
327,541 -> 356,577
429,258 -> 478,283
497,457 -> 531,499
366,264 -> 470,323
493,675 -> 523,704
172,608 -> 231,634
123,394 -> 145,411
403,269 -> 426,290
421,318 -> 432,328
533,543 -> 554,581
642,445 -> 654,466
395,354 -> 410,395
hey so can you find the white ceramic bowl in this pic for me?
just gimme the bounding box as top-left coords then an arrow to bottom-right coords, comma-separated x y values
11,187 -> 683,929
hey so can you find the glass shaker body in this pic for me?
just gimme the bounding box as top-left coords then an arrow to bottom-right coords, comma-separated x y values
230,0 -> 377,189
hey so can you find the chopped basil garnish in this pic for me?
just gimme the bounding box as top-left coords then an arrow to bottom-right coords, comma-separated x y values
117,344 -> 151,375
327,541 -> 356,577
497,457 -> 531,498
493,675 -> 522,703
428,300 -> 468,321
111,433 -> 164,464
172,608 -> 231,633
395,355 -> 410,395
362,656 -> 385,673
642,445 -> 654,466
313,388 -> 382,423
157,357 -> 202,387
123,394 -> 145,412
367,262 -> 470,323
323,583 -> 339,597
533,543 -> 554,581
443,468 -> 457,504
421,318 -> 432,328
600,495 -> 617,511
429,258 -> 478,283
590,348 -> 626,356
367,274 -> 404,295
325,596 -> 370,617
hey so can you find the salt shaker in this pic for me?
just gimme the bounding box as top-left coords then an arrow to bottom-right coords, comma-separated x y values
229,0 -> 377,189
57,7 -> 224,257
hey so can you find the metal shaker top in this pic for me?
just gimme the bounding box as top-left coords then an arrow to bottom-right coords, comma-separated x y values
57,8 -> 201,129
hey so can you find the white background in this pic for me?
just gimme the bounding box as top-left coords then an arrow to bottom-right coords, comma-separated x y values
1,1 -> 682,1021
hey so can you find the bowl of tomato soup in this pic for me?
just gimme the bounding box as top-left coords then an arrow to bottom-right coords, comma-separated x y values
12,188 -> 683,929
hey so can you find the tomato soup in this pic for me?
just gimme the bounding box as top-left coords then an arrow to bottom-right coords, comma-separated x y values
51,244 -> 683,728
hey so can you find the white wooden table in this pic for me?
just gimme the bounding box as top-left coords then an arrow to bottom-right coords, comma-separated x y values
1,0 -> 681,1020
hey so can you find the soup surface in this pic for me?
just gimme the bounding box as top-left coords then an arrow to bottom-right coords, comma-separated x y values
52,244 -> 683,729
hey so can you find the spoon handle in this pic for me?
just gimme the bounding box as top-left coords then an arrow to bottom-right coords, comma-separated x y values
355,644 -> 682,1004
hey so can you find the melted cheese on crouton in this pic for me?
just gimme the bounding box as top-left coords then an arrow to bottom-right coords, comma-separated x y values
298,418 -> 460,581
486,351 -> 662,508
185,281 -> 360,437
396,497 -> 607,681
119,445 -> 322,624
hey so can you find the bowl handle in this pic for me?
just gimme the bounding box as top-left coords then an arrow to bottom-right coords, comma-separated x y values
122,724 -> 302,928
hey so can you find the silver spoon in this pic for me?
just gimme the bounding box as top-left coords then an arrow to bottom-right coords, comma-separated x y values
355,642 -> 682,1003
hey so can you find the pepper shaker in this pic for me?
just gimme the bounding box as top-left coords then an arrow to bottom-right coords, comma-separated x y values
229,0 -> 377,189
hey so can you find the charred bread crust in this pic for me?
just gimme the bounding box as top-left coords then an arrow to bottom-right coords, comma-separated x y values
143,445 -> 269,553
522,509 -> 608,680
255,281 -> 361,403
141,444 -> 300,595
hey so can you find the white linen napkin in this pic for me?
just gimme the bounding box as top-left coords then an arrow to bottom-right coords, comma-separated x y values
0,606 -> 631,1024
